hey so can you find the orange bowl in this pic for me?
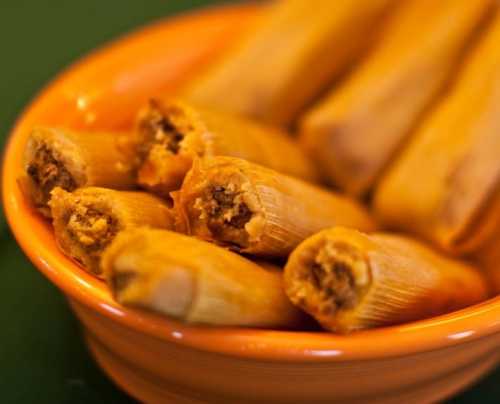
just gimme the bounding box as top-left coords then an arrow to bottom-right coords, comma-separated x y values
3,4 -> 500,403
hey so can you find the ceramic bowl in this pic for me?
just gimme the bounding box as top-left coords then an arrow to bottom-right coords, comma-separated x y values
3,4 -> 500,403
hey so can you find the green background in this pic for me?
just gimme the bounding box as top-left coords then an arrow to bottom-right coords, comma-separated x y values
0,1 -> 498,402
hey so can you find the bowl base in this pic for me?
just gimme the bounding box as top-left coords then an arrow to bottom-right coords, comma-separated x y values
86,333 -> 208,403
85,333 -> 498,404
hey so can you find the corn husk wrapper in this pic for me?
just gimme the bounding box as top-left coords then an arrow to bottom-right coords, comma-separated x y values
50,187 -> 174,277
284,227 -> 489,333
374,14 -> 500,256
22,127 -> 136,216
101,228 -> 305,328
182,0 -> 394,126
175,156 -> 376,257
300,0 -> 494,195
134,98 -> 319,197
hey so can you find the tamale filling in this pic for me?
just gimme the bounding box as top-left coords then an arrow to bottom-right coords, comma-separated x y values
27,144 -> 77,202
66,203 -> 119,263
201,185 -> 253,247
138,107 -> 185,156
311,241 -> 370,315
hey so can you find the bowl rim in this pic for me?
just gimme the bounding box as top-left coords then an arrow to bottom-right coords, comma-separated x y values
3,2 -> 500,363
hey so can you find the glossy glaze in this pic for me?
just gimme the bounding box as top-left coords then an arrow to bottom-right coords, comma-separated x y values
3,4 -> 500,403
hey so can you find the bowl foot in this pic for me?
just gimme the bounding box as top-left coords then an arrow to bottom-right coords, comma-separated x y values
85,332 -> 498,404
86,333 -> 210,404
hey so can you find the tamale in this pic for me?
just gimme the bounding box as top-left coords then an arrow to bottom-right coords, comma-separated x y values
299,0 -> 494,196
134,98 -> 319,197
182,0 -> 393,126
22,127 -> 136,216
175,156 -> 375,257
374,14 -> 500,255
50,187 -> 174,277
101,228 -> 304,328
284,227 -> 489,333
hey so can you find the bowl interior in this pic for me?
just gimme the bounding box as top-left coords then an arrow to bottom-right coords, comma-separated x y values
3,3 -> 500,362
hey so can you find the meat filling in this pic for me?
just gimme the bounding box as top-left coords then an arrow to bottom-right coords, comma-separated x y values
27,144 -> 77,203
66,204 -> 119,266
138,108 -> 185,157
310,242 -> 370,315
200,185 -> 253,247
